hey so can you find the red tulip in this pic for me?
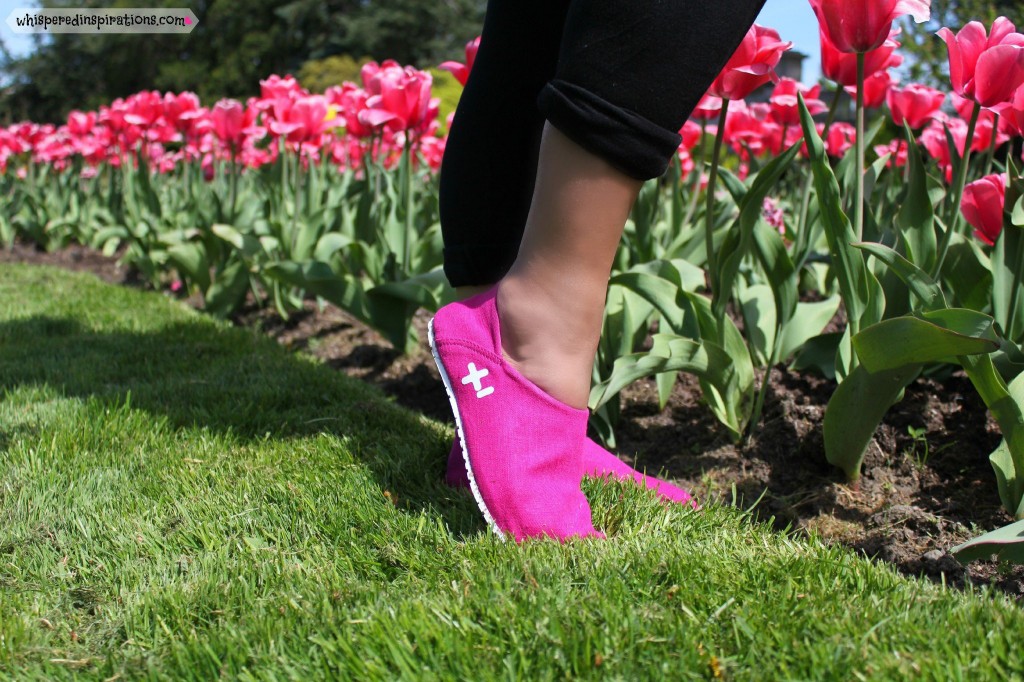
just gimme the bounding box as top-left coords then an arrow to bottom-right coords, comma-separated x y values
810,0 -> 930,53
887,83 -> 945,129
820,27 -> 901,87
825,122 -> 856,158
769,78 -> 827,126
439,36 -> 480,87
938,17 -> 1024,107
707,24 -> 792,101
844,69 -> 896,109
723,101 -> 776,157
961,173 -> 1006,245
679,120 -> 703,151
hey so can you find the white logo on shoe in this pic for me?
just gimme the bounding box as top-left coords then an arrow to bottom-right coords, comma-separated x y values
462,362 -> 494,398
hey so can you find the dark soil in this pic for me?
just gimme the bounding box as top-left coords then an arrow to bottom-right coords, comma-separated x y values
5,239 -> 1024,599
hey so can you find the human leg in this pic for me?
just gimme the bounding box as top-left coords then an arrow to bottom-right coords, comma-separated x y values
433,0 -> 768,539
438,0 -> 570,292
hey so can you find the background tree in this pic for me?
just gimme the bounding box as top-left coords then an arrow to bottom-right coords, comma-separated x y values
900,0 -> 1024,87
0,0 -> 485,124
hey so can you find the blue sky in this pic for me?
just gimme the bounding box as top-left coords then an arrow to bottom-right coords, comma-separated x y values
2,1 -> 824,85
757,1 -> 822,86
2,0 -> 40,64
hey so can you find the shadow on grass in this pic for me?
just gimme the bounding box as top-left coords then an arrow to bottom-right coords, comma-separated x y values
0,314 -> 486,538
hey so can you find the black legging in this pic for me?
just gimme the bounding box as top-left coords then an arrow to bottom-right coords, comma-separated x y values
438,0 -> 769,288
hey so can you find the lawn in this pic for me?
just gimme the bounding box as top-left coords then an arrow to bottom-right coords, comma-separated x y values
1,263 -> 1022,681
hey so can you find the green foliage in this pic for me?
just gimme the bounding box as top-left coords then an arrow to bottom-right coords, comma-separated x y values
426,68 -> 463,135
298,54 -> 374,93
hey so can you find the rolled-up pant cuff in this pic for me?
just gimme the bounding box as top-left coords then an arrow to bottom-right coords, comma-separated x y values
536,78 -> 683,181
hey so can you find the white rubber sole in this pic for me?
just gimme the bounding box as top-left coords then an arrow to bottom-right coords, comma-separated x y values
428,317 -> 506,542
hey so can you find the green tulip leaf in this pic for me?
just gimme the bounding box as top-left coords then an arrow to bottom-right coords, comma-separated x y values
204,259 -> 251,319
951,518 -> 1024,564
166,242 -> 211,292
797,93 -> 870,329
777,296 -> 842,363
896,122 -> 937,275
824,362 -> 921,481
852,241 -> 946,312
961,355 -> 1024,517
853,310 -> 998,374
212,223 -> 265,260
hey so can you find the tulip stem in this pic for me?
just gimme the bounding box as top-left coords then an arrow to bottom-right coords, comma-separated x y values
933,102 -> 981,281
292,147 -> 302,256
1006,230 -> 1024,341
745,324 -> 783,445
403,135 -> 414,275
682,117 -> 708,229
854,52 -> 865,242
983,113 -> 1001,177
705,98 -> 730,313
229,145 -> 238,225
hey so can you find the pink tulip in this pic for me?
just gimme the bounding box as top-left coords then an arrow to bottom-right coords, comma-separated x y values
707,24 -> 792,101
359,60 -> 439,135
326,83 -> 375,139
210,99 -> 252,150
820,27 -> 901,87
938,17 -> 1024,107
961,173 -> 1006,245
66,110 -> 96,137
762,197 -> 786,234
123,90 -> 164,129
874,139 -> 909,167
919,120 -> 952,171
997,84 -> 1024,136
887,83 -> 945,129
267,94 -> 336,150
810,0 -> 929,53
691,94 -> 724,121
163,92 -> 201,133
439,36 -> 480,87
260,74 -> 306,102
769,78 -> 827,126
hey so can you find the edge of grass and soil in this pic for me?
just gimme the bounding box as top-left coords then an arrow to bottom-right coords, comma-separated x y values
2,262 -> 1024,680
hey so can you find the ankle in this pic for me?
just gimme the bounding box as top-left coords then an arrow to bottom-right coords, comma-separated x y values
496,276 -> 599,411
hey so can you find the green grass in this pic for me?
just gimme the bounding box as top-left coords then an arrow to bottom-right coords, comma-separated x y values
0,263 -> 1022,681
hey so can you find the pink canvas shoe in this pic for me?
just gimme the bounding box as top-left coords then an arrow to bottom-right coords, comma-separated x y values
445,438 -> 696,507
428,286 -> 603,542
